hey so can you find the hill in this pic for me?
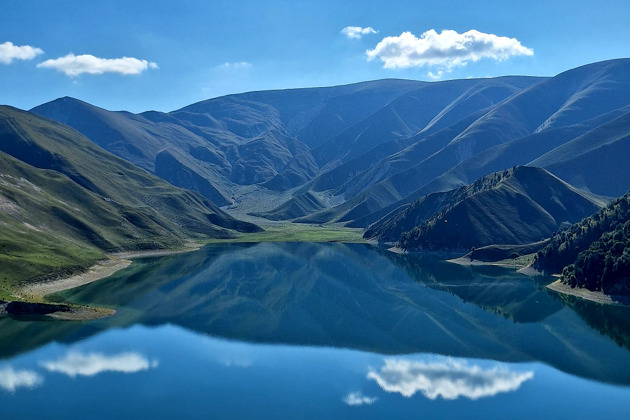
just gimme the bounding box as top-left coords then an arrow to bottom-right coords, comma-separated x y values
534,191 -> 630,295
365,167 -> 606,250
0,106 -> 260,291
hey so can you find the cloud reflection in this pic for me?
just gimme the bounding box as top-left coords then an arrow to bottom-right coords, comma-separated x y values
41,352 -> 158,378
0,367 -> 43,392
343,391 -> 378,406
368,358 -> 533,400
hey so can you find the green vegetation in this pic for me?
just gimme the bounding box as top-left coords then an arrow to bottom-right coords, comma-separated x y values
536,191 -> 630,295
205,222 -> 365,243
0,106 -> 260,294
370,166 -> 605,251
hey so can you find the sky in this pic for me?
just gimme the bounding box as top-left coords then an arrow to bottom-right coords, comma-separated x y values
1,0 -> 629,113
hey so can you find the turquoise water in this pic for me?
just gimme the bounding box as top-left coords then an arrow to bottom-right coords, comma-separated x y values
1,242 -> 629,419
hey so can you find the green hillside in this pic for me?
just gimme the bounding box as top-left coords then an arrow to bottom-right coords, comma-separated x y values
367,167 -> 606,250
535,191 -> 630,294
0,106 -> 260,294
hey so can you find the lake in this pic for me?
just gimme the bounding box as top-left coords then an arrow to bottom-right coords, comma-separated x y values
1,242 -> 629,419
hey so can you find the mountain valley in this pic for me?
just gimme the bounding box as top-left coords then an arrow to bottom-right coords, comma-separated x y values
2,58 -> 630,300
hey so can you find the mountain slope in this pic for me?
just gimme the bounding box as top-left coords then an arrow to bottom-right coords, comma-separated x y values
250,192 -> 325,221
0,106 -> 260,290
305,59 -> 630,226
31,97 -> 234,205
31,77 -> 541,211
31,80 -> 425,200
534,191 -> 630,278
528,110 -> 630,197
27,59 -> 630,228
366,167 -> 606,250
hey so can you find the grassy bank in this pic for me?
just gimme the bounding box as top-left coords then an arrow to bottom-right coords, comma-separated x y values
204,222 -> 366,244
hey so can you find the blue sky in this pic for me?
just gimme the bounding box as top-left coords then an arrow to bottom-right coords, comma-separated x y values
1,0 -> 629,113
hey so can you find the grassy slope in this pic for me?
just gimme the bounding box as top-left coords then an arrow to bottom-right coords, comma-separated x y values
0,153 -> 105,298
370,166 -> 606,250
0,106 -> 262,294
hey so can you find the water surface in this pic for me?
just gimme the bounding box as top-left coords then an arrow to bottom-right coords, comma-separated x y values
1,242 -> 629,418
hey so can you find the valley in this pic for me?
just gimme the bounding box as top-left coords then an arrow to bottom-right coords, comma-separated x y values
2,58 -> 630,312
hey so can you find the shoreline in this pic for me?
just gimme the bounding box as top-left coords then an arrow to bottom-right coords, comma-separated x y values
10,246 -> 201,320
546,279 -> 630,306
20,258 -> 134,299
21,246 -> 200,298
446,256 -> 533,269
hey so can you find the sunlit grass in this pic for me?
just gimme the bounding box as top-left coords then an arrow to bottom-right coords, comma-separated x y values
204,222 -> 366,244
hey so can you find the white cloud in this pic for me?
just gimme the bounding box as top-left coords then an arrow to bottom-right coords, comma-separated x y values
427,70 -> 445,80
343,392 -> 378,406
366,29 -> 533,71
368,358 -> 533,400
0,41 -> 43,64
0,367 -> 43,392
341,26 -> 378,39
217,61 -> 252,70
37,53 -> 158,76
41,352 -> 158,377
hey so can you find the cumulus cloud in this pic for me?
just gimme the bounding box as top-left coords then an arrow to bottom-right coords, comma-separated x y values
343,392 -> 378,406
0,367 -> 43,392
341,26 -> 378,39
366,29 -> 533,73
0,41 -> 43,64
41,352 -> 158,377
368,358 -> 533,400
37,53 -> 158,76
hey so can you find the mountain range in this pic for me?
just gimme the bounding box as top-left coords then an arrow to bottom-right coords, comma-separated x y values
3,58 -> 630,292
31,59 -> 630,229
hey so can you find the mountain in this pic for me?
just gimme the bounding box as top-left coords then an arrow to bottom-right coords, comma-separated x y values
528,110 -> 630,197
0,106 -> 260,290
30,97 -> 235,206
28,59 -> 630,229
250,192 -> 325,221
31,77 -> 541,214
365,166 -> 606,250
31,80 -> 426,203
534,190 -> 630,294
299,59 -> 630,226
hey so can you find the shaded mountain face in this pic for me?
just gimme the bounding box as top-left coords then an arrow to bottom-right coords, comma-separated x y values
0,106 -> 260,285
30,77 -> 540,209
29,59 -> 630,228
30,80 -> 427,202
365,166 -> 607,250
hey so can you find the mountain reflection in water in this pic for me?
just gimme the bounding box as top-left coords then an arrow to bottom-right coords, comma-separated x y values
1,242 -> 629,386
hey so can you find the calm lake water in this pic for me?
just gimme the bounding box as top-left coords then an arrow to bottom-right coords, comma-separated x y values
1,242 -> 630,419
